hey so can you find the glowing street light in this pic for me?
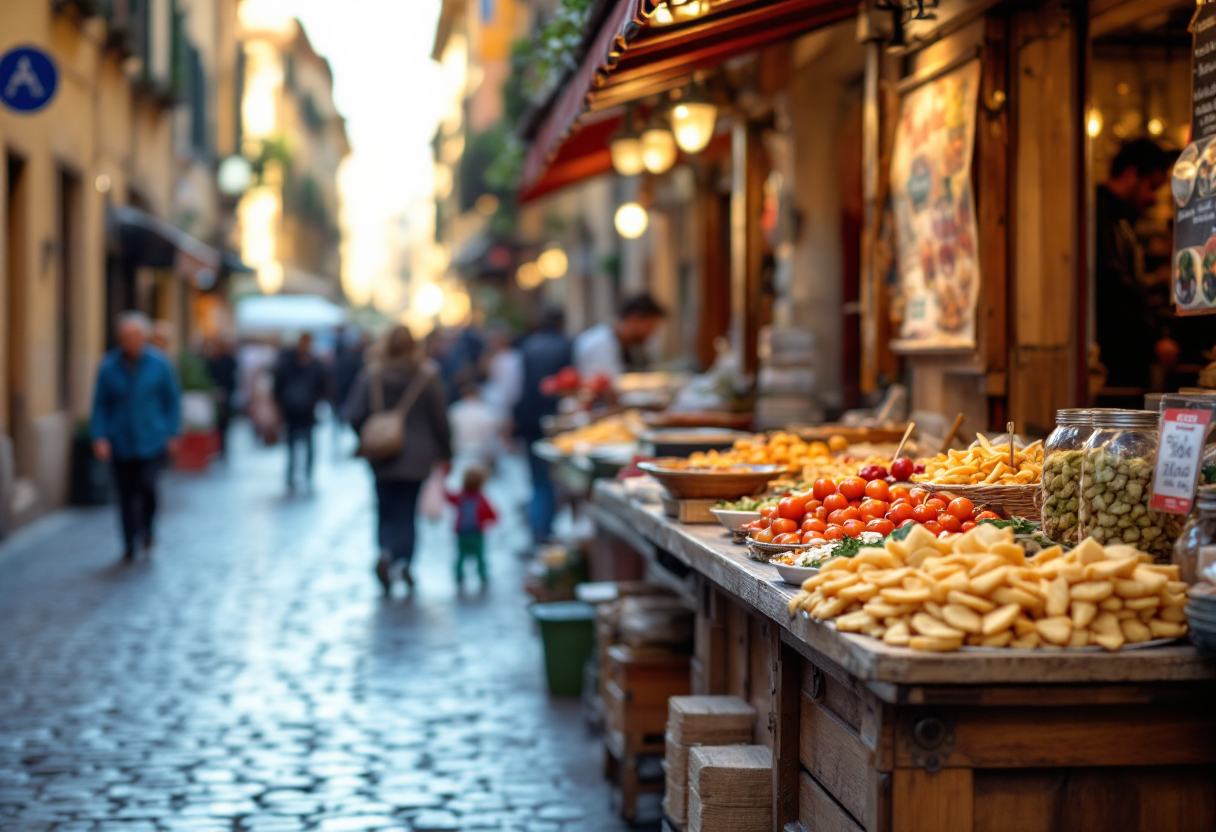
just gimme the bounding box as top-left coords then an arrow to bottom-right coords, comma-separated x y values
670,87 -> 717,153
641,121 -> 677,174
537,246 -> 568,279
614,203 -> 649,239
415,283 -> 445,317
516,261 -> 543,289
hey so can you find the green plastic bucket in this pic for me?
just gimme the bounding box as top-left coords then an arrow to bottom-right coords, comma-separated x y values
531,601 -> 597,697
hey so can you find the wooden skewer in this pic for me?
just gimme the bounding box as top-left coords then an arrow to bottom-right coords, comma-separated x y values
893,422 -> 915,461
939,413 -> 965,455
1007,421 -> 1016,467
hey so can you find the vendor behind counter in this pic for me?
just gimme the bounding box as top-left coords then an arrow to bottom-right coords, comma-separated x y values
573,292 -> 668,381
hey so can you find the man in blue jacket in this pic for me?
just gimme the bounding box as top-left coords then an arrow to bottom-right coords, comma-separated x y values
91,311 -> 181,561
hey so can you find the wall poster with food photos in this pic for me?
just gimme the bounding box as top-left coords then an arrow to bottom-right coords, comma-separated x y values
1171,0 -> 1216,316
889,58 -> 981,349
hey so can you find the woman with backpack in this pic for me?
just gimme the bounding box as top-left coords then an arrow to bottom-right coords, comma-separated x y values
345,326 -> 452,594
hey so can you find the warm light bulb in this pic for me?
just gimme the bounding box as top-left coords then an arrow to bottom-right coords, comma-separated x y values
671,101 -> 717,153
673,0 -> 702,20
652,2 -> 673,25
641,127 -> 677,173
415,283 -> 445,317
537,247 -> 568,279
257,261 -> 284,294
1086,108 -> 1102,138
609,135 -> 645,176
1147,117 -> 1164,136
516,262 -> 543,289
614,203 -> 649,239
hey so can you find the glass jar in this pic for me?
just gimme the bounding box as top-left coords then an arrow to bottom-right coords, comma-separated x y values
1079,410 -> 1179,561
1174,485 -> 1216,585
1041,409 -> 1098,544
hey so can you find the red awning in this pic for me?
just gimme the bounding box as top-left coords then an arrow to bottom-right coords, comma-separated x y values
520,0 -> 857,201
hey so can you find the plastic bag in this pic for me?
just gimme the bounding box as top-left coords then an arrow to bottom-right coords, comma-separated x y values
419,470 -> 447,522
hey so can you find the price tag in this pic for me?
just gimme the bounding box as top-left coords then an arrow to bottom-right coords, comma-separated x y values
1150,408 -> 1213,514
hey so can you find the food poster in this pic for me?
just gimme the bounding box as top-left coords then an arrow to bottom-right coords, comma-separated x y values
1171,0 -> 1216,316
889,59 -> 981,348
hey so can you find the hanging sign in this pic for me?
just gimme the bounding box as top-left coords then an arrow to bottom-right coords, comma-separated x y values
889,59 -> 981,350
0,47 -> 58,113
1150,408 -> 1213,514
1171,2 -> 1216,315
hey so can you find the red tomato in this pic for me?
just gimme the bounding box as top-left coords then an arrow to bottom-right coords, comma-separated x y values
890,457 -> 915,481
898,518 -> 918,529
890,485 -> 912,503
753,528 -> 774,543
849,499 -> 862,509
936,512 -> 963,534
946,497 -> 975,520
761,506 -> 778,519
823,493 -> 849,513
823,525 -> 845,540
837,477 -> 867,501
777,497 -> 804,520
811,506 -> 829,523
864,479 -> 891,502
772,518 -> 799,535
803,498 -> 823,514
756,517 -> 772,530
912,504 -> 937,524
887,503 -> 915,524
742,520 -> 761,530
909,487 -> 929,506
773,533 -> 801,545
842,519 -> 866,538
865,518 -> 896,536
802,518 -> 827,534
922,520 -> 943,536
975,510 -> 1000,521
961,521 -> 978,532
827,509 -> 848,526
925,497 -> 948,513
859,499 -> 890,520
843,507 -> 863,523
812,478 -> 838,500
802,531 -> 826,544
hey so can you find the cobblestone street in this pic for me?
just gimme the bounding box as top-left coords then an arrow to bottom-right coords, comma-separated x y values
0,427 -> 629,832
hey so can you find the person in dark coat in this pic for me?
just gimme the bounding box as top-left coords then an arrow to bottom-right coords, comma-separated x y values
273,332 -> 328,490
91,311 -> 181,561
345,326 -> 452,594
204,338 -> 238,457
513,306 -> 572,543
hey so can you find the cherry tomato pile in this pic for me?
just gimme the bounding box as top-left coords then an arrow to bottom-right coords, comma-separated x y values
742,477 -> 999,546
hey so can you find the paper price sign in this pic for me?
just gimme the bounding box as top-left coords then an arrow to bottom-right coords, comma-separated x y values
1150,408 -> 1213,514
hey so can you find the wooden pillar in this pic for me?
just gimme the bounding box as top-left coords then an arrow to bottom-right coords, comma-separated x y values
730,119 -> 765,376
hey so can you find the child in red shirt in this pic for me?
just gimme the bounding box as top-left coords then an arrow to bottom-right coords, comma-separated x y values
446,466 -> 497,585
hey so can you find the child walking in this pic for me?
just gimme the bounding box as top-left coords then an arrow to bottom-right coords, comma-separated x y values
447,466 -> 497,585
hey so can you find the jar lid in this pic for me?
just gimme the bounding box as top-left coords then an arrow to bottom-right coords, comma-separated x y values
1093,410 -> 1160,429
1197,485 -> 1216,511
1055,409 -> 1099,426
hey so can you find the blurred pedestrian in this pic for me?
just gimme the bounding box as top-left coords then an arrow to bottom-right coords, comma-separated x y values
573,291 -> 667,380
449,383 -> 502,471
90,311 -> 181,561
345,326 -> 452,594
513,306 -> 571,543
332,328 -> 371,424
483,324 -> 522,431
273,333 -> 328,491
446,466 -> 497,587
204,338 -> 238,457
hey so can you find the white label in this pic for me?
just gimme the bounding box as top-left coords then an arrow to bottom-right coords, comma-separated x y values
1151,408 -> 1213,514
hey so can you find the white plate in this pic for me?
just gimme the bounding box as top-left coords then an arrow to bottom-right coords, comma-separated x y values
710,508 -> 762,531
774,563 -> 820,586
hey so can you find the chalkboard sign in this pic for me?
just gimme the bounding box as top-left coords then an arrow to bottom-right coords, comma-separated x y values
1170,2 -> 1216,315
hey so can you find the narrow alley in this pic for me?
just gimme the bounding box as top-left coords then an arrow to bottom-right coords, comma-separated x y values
0,429 -> 627,832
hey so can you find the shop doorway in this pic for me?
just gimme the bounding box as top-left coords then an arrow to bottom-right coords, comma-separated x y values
5,153 -> 28,473
57,168 -> 82,413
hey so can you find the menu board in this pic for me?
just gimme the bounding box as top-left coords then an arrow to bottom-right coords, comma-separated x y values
889,59 -> 981,349
1171,1 -> 1216,316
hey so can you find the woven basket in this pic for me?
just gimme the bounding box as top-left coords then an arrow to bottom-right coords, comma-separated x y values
918,482 -> 1042,518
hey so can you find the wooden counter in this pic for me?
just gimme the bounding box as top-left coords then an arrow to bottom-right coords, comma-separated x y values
590,481 -> 1216,832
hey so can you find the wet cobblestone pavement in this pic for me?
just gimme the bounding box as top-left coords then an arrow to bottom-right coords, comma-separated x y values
0,428 -> 629,832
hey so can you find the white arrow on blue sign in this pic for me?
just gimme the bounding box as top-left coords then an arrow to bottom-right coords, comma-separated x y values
0,47 -> 58,114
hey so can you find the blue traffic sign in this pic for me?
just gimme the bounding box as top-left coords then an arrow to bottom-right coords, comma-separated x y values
0,47 -> 58,113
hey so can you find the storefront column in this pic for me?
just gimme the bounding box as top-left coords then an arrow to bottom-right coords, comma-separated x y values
731,119 -> 765,377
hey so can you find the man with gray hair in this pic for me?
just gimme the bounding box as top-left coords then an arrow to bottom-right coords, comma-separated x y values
91,311 -> 182,561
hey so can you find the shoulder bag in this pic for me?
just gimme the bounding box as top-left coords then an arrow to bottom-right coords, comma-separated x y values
358,363 -> 433,462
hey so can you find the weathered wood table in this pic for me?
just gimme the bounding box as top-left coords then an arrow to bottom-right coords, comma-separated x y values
590,481 -> 1216,832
